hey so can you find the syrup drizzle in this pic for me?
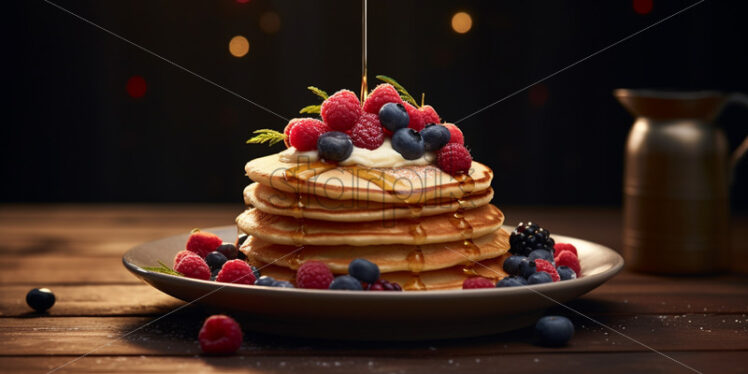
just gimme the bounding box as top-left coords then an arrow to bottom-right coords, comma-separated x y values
404,274 -> 426,291
409,220 -> 427,245
343,166 -> 421,204
288,248 -> 305,269
406,247 -> 425,273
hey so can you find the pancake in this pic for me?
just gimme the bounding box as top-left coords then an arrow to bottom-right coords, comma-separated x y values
244,153 -> 493,204
242,228 -> 510,274
244,182 -> 495,222
251,254 -> 510,291
236,204 -> 505,246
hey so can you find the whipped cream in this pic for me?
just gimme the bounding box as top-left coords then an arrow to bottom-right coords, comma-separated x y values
279,139 -> 435,168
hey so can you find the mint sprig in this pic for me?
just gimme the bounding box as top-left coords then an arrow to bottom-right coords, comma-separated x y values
247,129 -> 286,147
143,261 -> 182,276
376,75 -> 418,107
307,86 -> 328,100
299,104 -> 321,114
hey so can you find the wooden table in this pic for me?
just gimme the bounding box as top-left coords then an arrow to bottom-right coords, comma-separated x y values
1,205 -> 746,373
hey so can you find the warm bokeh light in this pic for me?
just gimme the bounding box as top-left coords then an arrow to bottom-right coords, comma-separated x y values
125,75 -> 147,98
228,35 -> 250,57
633,0 -> 653,14
259,11 -> 281,34
451,12 -> 473,34
236,0 -> 251,3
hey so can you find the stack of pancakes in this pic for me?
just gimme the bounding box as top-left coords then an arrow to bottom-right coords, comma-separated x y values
236,153 -> 510,290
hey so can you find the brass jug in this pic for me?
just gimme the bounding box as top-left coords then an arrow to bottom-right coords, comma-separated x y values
615,89 -> 748,274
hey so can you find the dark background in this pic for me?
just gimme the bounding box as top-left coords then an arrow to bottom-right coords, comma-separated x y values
3,0 -> 747,208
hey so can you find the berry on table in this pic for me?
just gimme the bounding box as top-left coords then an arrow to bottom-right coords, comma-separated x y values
363,84 -> 402,114
419,105 -> 440,125
186,231 -> 223,258
367,279 -> 402,291
528,249 -> 554,263
392,128 -> 426,160
502,255 -> 526,276
436,143 -> 472,175
205,251 -> 228,271
403,102 -> 425,131
556,265 -> 577,281
175,255 -> 211,280
321,89 -> 361,131
462,277 -> 495,289
420,124 -> 451,152
509,222 -> 555,257
554,243 -> 578,257
349,113 -> 384,150
348,258 -> 380,284
317,131 -> 353,162
534,315 -> 574,347
288,118 -> 329,151
496,276 -> 528,287
174,249 -> 201,268
554,251 -> 581,277
443,123 -> 464,145
254,275 -> 276,286
26,288 -> 55,312
329,275 -> 364,290
296,260 -> 335,289
215,259 -> 256,285
528,271 -> 553,284
534,259 -> 560,282
199,315 -> 243,354
216,243 -> 238,260
378,102 -> 410,133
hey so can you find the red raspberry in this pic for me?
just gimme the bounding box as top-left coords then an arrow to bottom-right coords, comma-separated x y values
403,102 -> 426,131
173,249 -> 200,268
348,113 -> 384,150
321,90 -> 361,131
198,315 -> 243,355
419,105 -> 440,125
443,123 -> 464,145
367,279 -> 403,291
363,84 -> 402,114
186,231 -> 223,258
295,260 -> 334,289
437,143 -> 472,175
534,259 -> 560,282
554,243 -> 578,257
462,277 -> 495,289
555,251 -> 581,277
283,118 -> 301,148
216,259 -> 256,285
288,118 -> 329,151
174,255 -> 211,280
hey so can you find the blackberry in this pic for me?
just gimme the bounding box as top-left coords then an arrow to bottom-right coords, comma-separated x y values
509,222 -> 555,257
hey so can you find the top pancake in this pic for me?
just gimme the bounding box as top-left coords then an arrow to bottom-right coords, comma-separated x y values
244,153 -> 493,204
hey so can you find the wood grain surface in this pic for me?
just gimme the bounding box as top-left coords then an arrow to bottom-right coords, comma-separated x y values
0,205 -> 746,373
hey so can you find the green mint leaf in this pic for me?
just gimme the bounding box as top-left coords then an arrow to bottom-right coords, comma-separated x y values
246,129 -> 286,147
307,86 -> 329,100
143,261 -> 182,276
299,105 -> 321,114
375,75 -> 418,107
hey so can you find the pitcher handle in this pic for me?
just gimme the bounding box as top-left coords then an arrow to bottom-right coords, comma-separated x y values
726,93 -> 748,185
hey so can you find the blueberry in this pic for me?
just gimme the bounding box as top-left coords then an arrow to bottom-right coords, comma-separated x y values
528,249 -> 554,263
518,258 -> 537,278
205,251 -> 228,271
216,242 -> 238,260
254,275 -> 276,286
235,233 -> 249,248
251,266 -> 261,280
348,258 -> 380,284
317,131 -> 353,162
502,255 -> 526,276
527,271 -> 553,284
329,275 -> 364,290
534,315 -> 574,346
391,128 -> 425,160
557,266 -> 577,281
26,288 -> 55,312
420,124 -> 451,152
496,276 -> 528,287
273,281 -> 295,288
378,102 -> 410,132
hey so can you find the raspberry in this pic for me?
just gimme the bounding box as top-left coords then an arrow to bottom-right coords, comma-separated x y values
216,259 -> 256,285
462,277 -> 495,289
348,113 -> 384,150
288,118 -> 329,151
295,260 -> 334,289
363,84 -> 402,114
367,279 -> 403,291
198,315 -> 243,355
554,243 -> 578,257
174,249 -> 200,268
534,259 -> 560,282
403,102 -> 425,131
283,118 -> 301,147
437,143 -> 472,175
554,251 -> 581,277
174,255 -> 211,280
321,90 -> 361,131
443,123 -> 464,145
419,105 -> 440,125
186,231 -> 223,258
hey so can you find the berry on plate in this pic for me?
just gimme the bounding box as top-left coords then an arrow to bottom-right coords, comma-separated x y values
368,279 -> 402,291
254,275 -> 276,286
379,102 -> 410,133
554,251 -> 581,277
528,249 -> 554,263
436,143 -> 472,175
288,118 -> 329,151
554,243 -> 578,256
174,249 -> 200,268
462,277 -> 495,289
527,271 -> 553,284
215,259 -> 256,285
519,257 -> 537,278
235,234 -> 249,249
317,131 -> 354,162
349,113 -> 384,150
392,128 -> 426,160
509,222 -> 555,257
216,243 -> 238,260
363,84 -> 402,114
296,260 -> 335,289
26,288 -> 55,312
186,231 -> 223,258
443,123 -> 464,145
496,276 -> 527,287
420,124 -> 451,152
403,102 -> 426,131
502,255 -> 526,276
273,281 -> 295,288
199,315 -> 243,354
534,259 -> 560,282
205,251 -> 228,271
321,89 -> 361,131
348,258 -> 381,284
329,275 -> 364,290
534,315 -> 574,347
556,265 -> 577,281
175,255 -> 211,280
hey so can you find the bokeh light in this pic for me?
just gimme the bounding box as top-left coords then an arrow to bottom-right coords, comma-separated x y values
126,75 -> 147,98
451,12 -> 473,34
259,11 -> 281,34
633,0 -> 653,15
228,35 -> 250,57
